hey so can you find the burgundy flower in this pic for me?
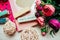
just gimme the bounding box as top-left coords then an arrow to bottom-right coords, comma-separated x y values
36,5 -> 42,11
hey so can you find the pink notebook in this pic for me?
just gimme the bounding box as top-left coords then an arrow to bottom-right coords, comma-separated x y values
0,0 -> 14,22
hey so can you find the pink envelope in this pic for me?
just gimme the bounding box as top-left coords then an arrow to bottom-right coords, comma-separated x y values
18,21 -> 38,31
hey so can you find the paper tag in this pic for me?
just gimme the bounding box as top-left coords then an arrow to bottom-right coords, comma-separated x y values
17,15 -> 36,23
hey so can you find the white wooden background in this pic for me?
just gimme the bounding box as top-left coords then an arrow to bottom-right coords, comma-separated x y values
0,0 -> 60,40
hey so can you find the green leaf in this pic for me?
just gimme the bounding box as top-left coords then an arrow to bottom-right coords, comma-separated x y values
39,11 -> 43,16
50,30 -> 54,37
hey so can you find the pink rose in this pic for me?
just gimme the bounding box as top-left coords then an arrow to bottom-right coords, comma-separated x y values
36,0 -> 41,6
37,17 -> 44,27
42,5 -> 55,17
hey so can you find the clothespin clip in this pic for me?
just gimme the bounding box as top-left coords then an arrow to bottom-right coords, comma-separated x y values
0,10 -> 9,17
0,18 -> 7,24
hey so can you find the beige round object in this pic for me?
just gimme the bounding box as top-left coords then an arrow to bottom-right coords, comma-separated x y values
3,26 -> 16,36
3,20 -> 16,36
20,27 -> 39,40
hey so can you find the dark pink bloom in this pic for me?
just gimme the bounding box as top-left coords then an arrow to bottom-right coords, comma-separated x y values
58,22 -> 60,28
49,19 -> 59,30
36,5 -> 42,11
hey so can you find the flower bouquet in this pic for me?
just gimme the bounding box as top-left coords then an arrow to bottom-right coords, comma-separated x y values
36,0 -> 60,37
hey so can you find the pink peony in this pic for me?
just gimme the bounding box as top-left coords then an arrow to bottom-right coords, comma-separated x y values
49,19 -> 59,30
36,0 -> 41,6
42,5 -> 55,17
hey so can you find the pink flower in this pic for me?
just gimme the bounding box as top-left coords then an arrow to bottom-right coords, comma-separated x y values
49,19 -> 59,30
37,17 -> 44,27
36,5 -> 42,11
41,32 -> 46,36
36,0 -> 41,6
42,5 -> 55,17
